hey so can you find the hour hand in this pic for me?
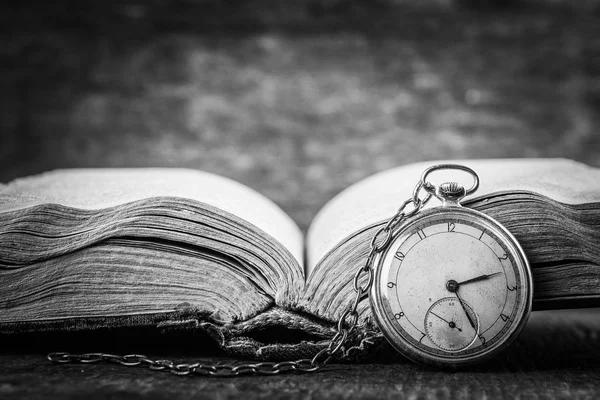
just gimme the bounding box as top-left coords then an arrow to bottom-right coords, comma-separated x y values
457,271 -> 502,286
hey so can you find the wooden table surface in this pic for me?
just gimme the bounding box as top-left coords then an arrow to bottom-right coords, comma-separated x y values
2,310 -> 600,399
1,0 -> 600,398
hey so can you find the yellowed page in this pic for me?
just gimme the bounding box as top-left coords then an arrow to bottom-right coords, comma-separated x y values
0,168 -> 303,266
306,158 -> 600,277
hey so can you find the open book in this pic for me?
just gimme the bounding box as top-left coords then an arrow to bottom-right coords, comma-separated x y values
2,159 -> 600,359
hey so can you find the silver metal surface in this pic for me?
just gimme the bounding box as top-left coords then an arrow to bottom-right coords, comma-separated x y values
370,203 -> 533,368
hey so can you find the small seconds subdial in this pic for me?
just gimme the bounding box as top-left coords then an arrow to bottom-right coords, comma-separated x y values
425,297 -> 479,352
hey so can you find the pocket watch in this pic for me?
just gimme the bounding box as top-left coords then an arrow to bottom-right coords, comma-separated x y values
370,164 -> 533,368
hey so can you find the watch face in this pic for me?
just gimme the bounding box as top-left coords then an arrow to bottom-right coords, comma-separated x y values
371,206 -> 533,368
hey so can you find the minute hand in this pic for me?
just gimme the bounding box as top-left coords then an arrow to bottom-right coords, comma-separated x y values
457,271 -> 502,286
454,290 -> 477,331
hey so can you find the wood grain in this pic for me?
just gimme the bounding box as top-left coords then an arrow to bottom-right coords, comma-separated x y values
1,310 -> 600,399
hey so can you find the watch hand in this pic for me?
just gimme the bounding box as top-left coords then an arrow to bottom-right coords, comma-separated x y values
454,291 -> 476,332
430,311 -> 462,332
457,271 -> 502,286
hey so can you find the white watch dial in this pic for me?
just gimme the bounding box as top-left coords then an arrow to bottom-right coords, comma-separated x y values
372,207 -> 532,367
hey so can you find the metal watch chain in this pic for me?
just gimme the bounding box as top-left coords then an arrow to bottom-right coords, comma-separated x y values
47,179 -> 433,377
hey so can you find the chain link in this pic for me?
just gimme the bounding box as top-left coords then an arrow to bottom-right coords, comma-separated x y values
47,179 -> 432,377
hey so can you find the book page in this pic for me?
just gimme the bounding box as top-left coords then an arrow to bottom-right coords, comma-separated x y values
306,158 -> 600,277
0,168 -> 303,266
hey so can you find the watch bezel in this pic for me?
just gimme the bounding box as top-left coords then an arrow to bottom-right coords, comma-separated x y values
370,205 -> 533,369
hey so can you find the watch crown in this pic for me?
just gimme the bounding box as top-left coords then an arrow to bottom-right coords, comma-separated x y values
437,182 -> 466,205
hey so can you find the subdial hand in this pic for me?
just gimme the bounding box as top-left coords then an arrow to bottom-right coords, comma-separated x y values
430,311 -> 462,332
454,291 -> 477,331
456,271 -> 502,286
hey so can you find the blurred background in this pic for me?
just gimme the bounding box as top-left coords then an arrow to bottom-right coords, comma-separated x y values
1,0 -> 599,232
